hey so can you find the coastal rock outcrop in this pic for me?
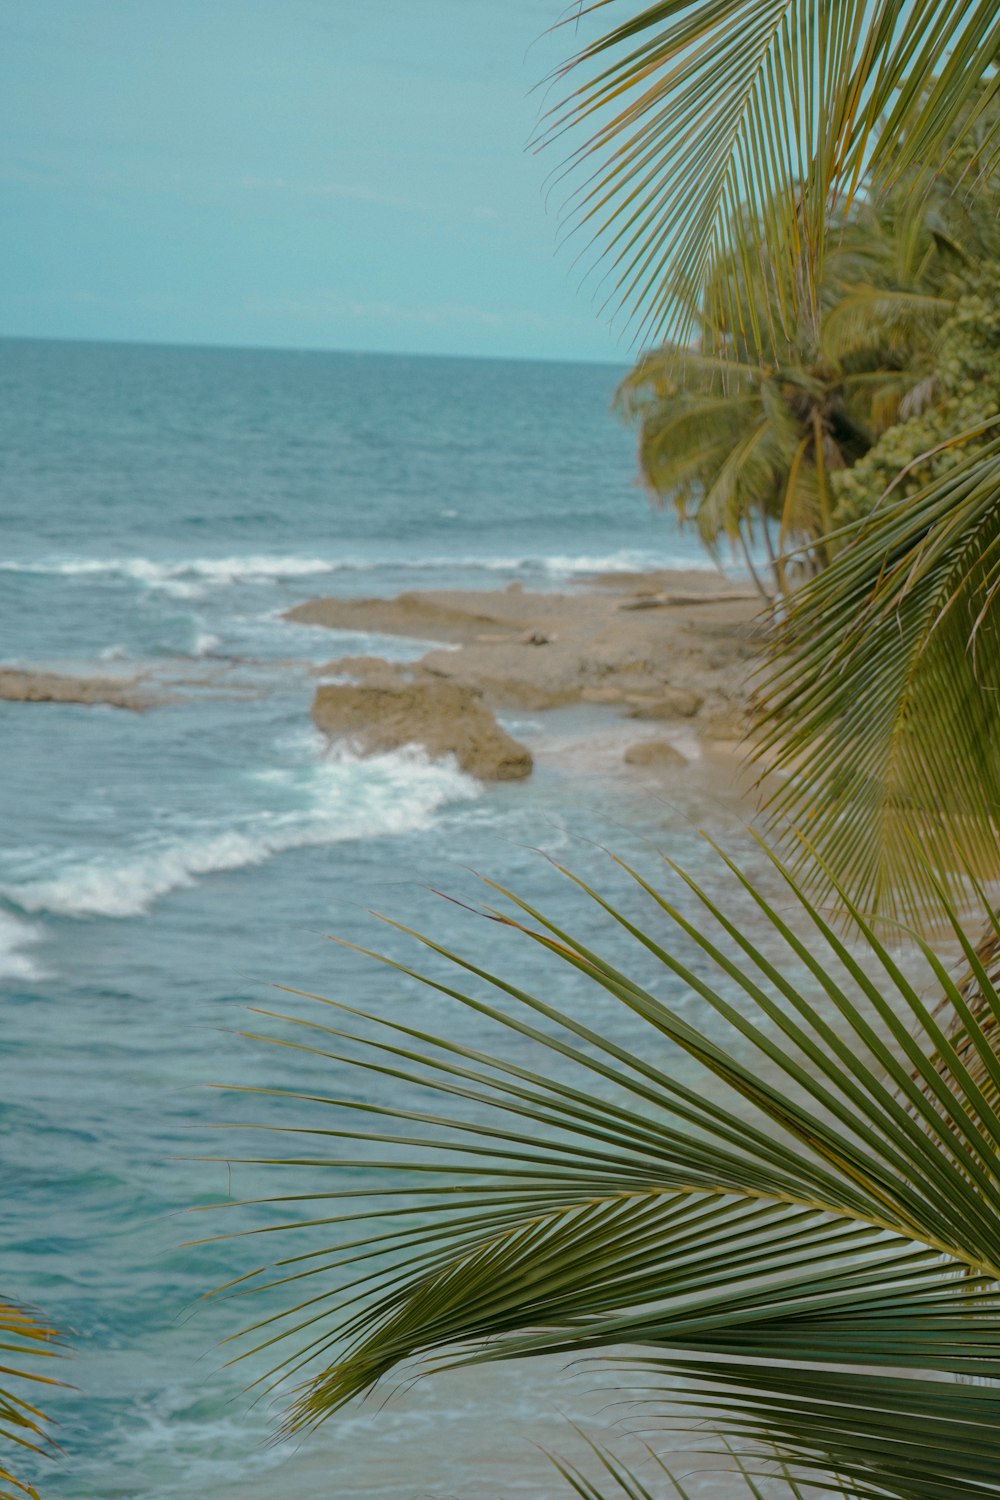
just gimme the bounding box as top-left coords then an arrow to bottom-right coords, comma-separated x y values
288,591 -> 508,642
292,575 -> 760,748
0,668 -> 154,712
311,677 -> 533,781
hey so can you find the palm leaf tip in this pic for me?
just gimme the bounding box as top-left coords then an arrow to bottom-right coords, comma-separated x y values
0,1299 -> 65,1500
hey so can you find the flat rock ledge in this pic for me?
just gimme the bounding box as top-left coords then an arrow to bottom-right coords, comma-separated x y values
0,668 -> 155,712
289,580 -> 757,731
311,677 -> 533,781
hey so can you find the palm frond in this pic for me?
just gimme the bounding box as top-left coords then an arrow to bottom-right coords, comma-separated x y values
613,1358 -> 1000,1500
907,898 -> 1000,1119
693,416 -> 778,543
214,846 -> 1000,1495
543,0 -> 1000,347
0,1300 -> 63,1500
632,393 -> 764,514
616,347 -> 764,399
755,422 -> 1000,922
547,1427 -> 887,1499
822,288 -> 952,363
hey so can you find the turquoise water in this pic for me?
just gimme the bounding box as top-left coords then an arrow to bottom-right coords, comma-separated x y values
1,338 -> 766,1497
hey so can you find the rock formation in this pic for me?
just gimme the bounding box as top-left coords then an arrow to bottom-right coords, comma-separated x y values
311,676 -> 532,781
289,575 -> 758,736
0,668 -> 154,711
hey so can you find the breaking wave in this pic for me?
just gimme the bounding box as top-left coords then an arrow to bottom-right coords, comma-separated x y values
0,545 -> 721,596
0,910 -> 48,982
2,747 -> 480,919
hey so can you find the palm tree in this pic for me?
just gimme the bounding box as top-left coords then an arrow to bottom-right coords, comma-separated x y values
540,4 -> 1000,931
541,1 -> 1000,355
818,96 -> 1000,389
614,108 -> 1000,593
216,1 -> 1000,1492
613,230 -> 897,592
748,93 -> 1000,921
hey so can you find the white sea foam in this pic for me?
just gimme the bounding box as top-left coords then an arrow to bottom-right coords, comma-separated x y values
3,747 -> 480,919
0,554 -> 339,598
313,548 -> 720,577
192,632 -> 221,656
527,549 -> 718,576
0,546 -> 727,592
113,1390 -> 290,1490
345,549 -> 711,576
0,910 -> 48,982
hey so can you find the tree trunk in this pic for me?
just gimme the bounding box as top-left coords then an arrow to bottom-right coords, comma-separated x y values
760,512 -> 787,596
736,521 -> 773,603
812,410 -> 834,567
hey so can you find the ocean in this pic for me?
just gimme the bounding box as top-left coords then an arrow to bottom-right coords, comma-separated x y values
1,338 -> 768,1498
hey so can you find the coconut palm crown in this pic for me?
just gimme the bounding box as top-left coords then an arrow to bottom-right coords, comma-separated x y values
614,102 -> 1000,591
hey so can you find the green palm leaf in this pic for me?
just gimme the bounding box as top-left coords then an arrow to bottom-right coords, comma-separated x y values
547,1428 -> 879,1499
544,0 -> 1000,346
210,846 -> 1000,1496
821,288 -> 953,365
755,424 -> 1000,922
601,1359 -> 1000,1499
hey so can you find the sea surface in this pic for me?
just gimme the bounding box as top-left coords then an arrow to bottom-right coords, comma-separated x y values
1,338 -> 773,1498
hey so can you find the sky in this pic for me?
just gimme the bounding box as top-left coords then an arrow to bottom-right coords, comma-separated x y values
0,1 -> 630,363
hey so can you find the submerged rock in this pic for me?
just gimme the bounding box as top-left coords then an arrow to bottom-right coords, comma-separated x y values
627,686 -> 704,720
699,706 -> 747,741
311,677 -> 533,781
624,739 -> 688,769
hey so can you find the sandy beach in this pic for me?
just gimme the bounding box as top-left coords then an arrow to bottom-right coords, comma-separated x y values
1,566 -> 763,783
288,567 -> 762,779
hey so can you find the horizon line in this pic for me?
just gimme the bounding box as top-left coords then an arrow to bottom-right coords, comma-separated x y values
0,330 -> 631,370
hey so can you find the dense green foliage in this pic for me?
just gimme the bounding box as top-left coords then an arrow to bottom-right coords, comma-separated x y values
832,287 -> 1000,525
614,217 -> 919,582
756,110 -> 1000,918
757,418 -> 1000,923
613,234 -> 884,580
616,105 -> 1000,581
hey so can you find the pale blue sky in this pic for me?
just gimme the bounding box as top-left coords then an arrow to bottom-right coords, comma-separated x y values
1,1 -> 628,362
